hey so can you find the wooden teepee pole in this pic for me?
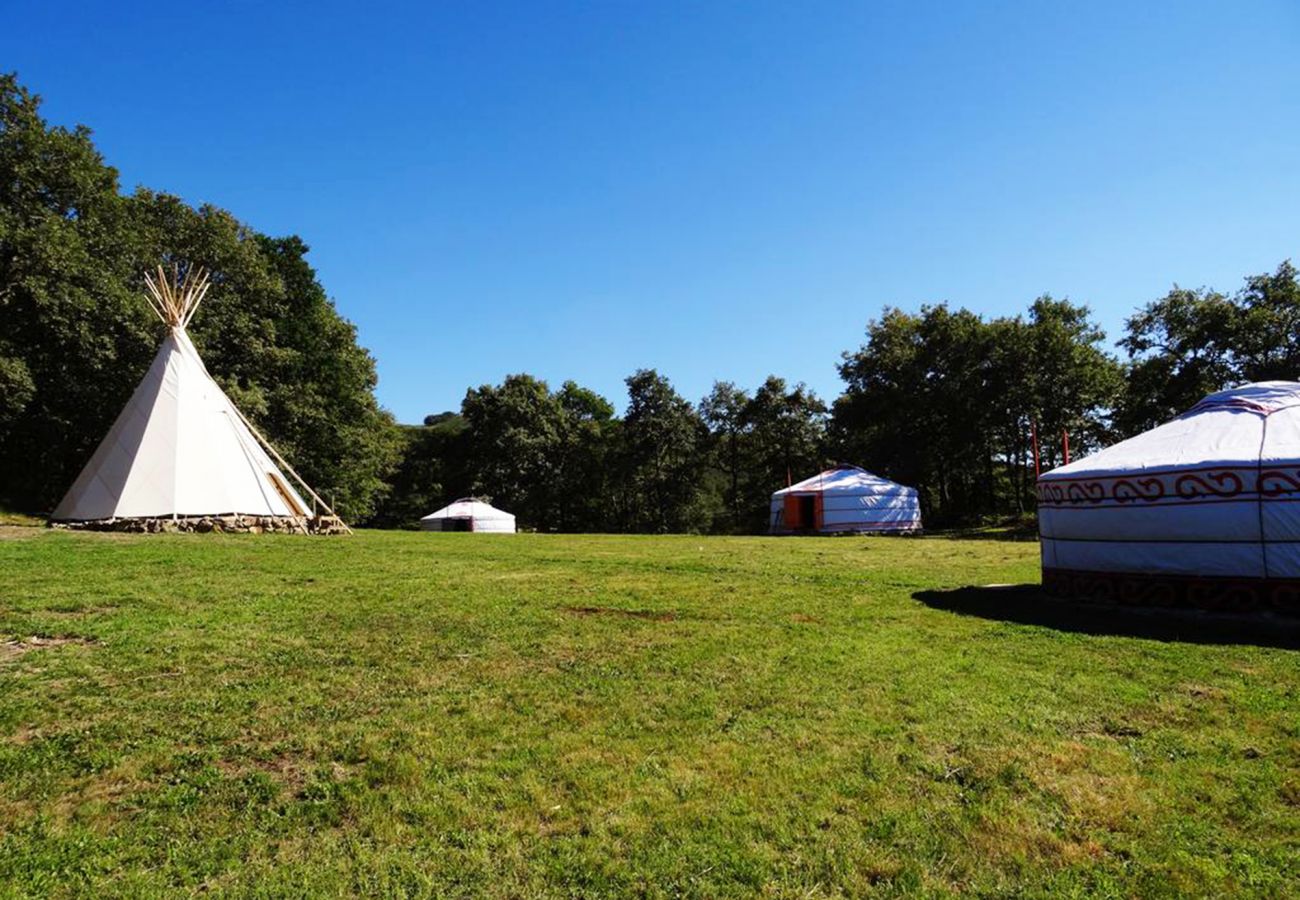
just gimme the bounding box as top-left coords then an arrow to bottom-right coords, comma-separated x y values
225,401 -> 354,534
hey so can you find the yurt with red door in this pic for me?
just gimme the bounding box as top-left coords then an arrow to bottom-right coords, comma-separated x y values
769,465 -> 922,535
1037,381 -> 1300,611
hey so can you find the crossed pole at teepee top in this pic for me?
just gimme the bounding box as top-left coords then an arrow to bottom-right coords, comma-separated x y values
143,264 -> 211,329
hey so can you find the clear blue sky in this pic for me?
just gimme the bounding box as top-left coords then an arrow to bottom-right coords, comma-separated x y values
5,1 -> 1298,422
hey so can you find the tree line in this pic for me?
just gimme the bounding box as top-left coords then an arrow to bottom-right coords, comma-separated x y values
370,259 -> 1300,532
4,73 -> 1298,531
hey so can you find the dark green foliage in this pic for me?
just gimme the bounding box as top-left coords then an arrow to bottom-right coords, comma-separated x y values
554,381 -> 617,532
1118,262 -> 1300,433
461,374 -> 569,526
833,300 -> 1123,525
363,419 -> 468,529
616,370 -> 709,533
698,377 -> 829,533
0,74 -> 399,520
699,381 -> 751,532
374,377 -> 622,532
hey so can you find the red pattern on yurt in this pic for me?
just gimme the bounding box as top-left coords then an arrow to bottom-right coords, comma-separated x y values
1036,381 -> 1300,612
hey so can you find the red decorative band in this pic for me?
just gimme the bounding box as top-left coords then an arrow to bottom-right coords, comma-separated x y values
1041,567 -> 1300,614
1036,467 -> 1300,508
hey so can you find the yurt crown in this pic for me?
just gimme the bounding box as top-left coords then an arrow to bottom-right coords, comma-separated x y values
142,263 -> 211,330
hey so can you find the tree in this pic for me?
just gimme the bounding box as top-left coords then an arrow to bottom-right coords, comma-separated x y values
833,299 -> 1120,524
619,369 -> 708,532
461,374 -> 565,527
1232,261 -> 1300,382
555,380 -> 617,532
699,381 -> 750,532
366,416 -> 470,529
1116,286 -> 1237,434
0,74 -> 147,510
1116,262 -> 1300,436
741,377 -> 827,530
1023,296 -> 1123,470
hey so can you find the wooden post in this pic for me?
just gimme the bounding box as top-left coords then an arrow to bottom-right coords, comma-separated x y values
1030,421 -> 1041,478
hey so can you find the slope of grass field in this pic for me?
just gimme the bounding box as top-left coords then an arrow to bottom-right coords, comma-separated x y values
0,529 -> 1296,897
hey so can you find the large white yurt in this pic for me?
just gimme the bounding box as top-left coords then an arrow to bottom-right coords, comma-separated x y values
1038,381 -> 1300,610
420,498 -> 516,533
51,266 -> 343,533
770,465 -> 922,535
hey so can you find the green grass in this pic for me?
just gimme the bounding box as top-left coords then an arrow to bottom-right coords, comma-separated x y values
0,510 -> 42,527
0,530 -> 1296,897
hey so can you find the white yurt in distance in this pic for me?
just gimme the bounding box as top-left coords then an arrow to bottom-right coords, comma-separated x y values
420,498 -> 516,533
770,464 -> 922,535
1038,381 -> 1300,611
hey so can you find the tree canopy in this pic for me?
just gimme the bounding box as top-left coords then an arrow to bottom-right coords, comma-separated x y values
1118,262 -> 1300,434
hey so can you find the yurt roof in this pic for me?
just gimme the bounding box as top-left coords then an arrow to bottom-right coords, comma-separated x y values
1040,381 -> 1300,481
773,465 -> 914,497
421,498 -> 515,521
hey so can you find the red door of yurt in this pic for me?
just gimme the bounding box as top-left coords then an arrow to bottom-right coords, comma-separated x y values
783,494 -> 803,529
784,493 -> 822,532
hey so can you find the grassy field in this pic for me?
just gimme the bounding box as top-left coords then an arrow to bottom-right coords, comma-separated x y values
0,527 -> 1296,897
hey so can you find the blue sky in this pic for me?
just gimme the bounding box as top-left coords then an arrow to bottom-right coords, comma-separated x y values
5,1 -> 1299,422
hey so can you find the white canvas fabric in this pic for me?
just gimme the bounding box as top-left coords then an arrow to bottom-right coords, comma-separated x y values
52,329 -> 310,521
1038,381 -> 1300,579
420,498 -> 516,533
770,465 -> 921,534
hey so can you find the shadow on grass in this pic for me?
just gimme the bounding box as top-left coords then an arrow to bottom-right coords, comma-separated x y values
914,584 -> 1300,649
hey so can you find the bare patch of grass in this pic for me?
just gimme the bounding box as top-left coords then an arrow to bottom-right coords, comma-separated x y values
0,634 -> 97,661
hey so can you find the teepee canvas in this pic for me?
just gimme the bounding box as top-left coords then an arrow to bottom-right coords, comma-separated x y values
51,266 -> 345,532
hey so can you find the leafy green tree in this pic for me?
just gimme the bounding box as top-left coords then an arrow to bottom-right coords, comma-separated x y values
834,305 -> 989,520
1116,262 -> 1300,435
366,416 -> 470,528
1023,296 -> 1124,470
0,356 -> 34,427
699,381 -> 750,532
1117,287 -> 1237,434
555,380 -> 617,532
619,369 -> 708,532
834,300 -> 1120,524
740,377 -> 827,530
0,75 -> 151,509
1230,261 -> 1300,382
461,374 -> 565,527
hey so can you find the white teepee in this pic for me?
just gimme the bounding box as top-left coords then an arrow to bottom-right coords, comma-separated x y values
51,265 -> 344,530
